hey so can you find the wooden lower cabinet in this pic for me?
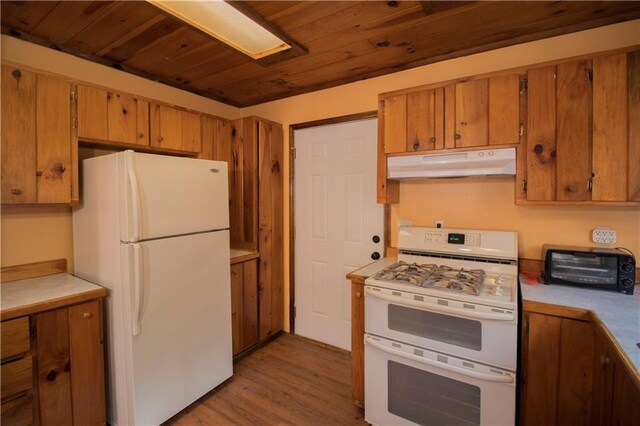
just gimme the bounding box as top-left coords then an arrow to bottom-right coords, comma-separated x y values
350,280 -> 365,407
521,309 -> 640,426
0,299 -> 106,426
230,259 -> 259,355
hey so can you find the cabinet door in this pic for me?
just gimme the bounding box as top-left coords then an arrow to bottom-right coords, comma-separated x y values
258,120 -> 284,339
36,74 -> 71,204
230,118 -> 258,246
592,54 -> 628,201
150,103 -> 182,150
556,60 -> 592,201
230,263 -> 244,355
489,74 -> 521,145
526,66 -> 557,201
68,301 -> 106,426
107,91 -> 149,146
454,79 -> 488,147
351,281 -> 365,407
180,110 -> 201,152
77,85 -> 108,142
242,259 -> 259,351
610,357 -> 640,425
383,94 -> 407,154
407,88 -> 444,152
1,66 -> 36,204
628,51 -> 640,201
36,308 -> 73,426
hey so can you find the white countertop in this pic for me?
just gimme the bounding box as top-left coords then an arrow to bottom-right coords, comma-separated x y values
348,257 -> 398,278
520,277 -> 640,371
230,249 -> 254,258
1,273 -> 106,319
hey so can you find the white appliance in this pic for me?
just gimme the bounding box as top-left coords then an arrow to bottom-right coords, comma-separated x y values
73,150 -> 233,426
387,147 -> 516,179
364,227 -> 519,426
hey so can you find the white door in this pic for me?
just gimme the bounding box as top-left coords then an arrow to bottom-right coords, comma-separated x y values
294,118 -> 383,350
118,151 -> 229,242
119,230 -> 232,425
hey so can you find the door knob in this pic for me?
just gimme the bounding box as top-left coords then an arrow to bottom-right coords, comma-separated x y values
371,252 -> 381,260
372,235 -> 380,243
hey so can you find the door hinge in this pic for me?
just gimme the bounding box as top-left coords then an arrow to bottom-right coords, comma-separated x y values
587,68 -> 593,83
519,77 -> 528,95
522,180 -> 527,193
291,146 -> 296,160
70,90 -> 77,103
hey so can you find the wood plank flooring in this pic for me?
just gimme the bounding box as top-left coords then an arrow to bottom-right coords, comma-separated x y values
165,334 -> 366,425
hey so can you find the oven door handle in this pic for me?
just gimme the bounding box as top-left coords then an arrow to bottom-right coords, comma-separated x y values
365,287 -> 514,321
365,336 -> 514,383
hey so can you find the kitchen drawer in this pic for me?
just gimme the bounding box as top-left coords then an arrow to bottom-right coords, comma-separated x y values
1,318 -> 30,360
1,395 -> 33,426
1,356 -> 33,399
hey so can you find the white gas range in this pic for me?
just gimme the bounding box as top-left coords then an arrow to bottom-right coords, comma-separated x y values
364,226 -> 518,426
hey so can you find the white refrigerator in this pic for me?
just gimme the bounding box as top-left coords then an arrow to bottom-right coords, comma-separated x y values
73,150 -> 233,425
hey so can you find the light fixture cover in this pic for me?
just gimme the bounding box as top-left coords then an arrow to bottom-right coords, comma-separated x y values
148,0 -> 291,59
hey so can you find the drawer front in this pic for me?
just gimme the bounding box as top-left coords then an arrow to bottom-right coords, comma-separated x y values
1,318 -> 30,360
1,395 -> 33,426
1,356 -> 33,399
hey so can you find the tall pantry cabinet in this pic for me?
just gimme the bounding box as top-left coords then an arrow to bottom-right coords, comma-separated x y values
200,115 -> 284,351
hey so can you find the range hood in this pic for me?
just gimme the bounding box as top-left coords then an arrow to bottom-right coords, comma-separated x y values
387,147 -> 516,179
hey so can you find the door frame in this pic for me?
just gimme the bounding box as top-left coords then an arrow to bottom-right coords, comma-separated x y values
289,110 -> 387,335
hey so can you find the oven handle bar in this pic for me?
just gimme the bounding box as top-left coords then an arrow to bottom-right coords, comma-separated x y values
365,336 -> 514,383
365,287 -> 514,321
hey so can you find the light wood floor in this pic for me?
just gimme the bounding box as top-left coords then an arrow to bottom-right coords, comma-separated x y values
166,334 -> 367,425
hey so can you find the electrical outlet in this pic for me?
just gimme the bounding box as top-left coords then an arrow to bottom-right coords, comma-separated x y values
592,227 -> 617,244
435,220 -> 444,229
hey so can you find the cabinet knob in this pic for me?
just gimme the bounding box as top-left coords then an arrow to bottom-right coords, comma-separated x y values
454,133 -> 461,140
158,136 -> 163,143
11,188 -> 22,195
566,185 -> 578,193
138,132 -> 144,139
355,291 -> 362,298
429,136 -> 436,143
412,141 -> 420,151
83,312 -> 93,319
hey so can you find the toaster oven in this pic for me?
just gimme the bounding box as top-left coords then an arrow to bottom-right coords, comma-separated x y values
542,245 -> 636,295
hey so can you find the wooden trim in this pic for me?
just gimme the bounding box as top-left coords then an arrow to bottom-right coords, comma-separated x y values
522,300 -> 591,321
519,258 -> 544,274
515,199 -> 640,206
288,111 -> 382,335
1,290 -> 106,322
230,252 -> 259,265
290,111 -> 378,130
231,330 -> 283,363
289,332 -> 351,355
379,45 -> 640,100
230,240 -> 258,251
1,259 -> 67,283
345,274 -> 365,285
78,139 -> 197,157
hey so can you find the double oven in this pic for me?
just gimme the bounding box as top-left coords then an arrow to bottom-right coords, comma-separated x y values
364,227 -> 519,426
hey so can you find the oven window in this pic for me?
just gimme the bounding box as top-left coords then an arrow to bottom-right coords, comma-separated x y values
388,304 -> 481,350
388,360 -> 480,426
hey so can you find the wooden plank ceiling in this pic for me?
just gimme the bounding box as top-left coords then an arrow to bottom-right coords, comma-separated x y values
2,1 -> 640,107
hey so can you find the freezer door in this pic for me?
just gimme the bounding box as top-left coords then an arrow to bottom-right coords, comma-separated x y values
120,230 -> 232,425
119,150 -> 229,242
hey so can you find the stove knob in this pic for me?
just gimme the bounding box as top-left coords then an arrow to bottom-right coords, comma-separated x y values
371,252 -> 381,260
495,276 -> 505,284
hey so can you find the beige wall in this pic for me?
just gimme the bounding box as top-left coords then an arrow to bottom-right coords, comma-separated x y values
2,21 -> 639,331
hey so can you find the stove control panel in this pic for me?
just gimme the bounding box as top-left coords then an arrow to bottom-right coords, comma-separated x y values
424,230 -> 481,247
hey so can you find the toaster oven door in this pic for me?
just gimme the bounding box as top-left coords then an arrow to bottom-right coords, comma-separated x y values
548,252 -> 618,285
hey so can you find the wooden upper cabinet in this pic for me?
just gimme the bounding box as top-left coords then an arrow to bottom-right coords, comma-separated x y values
150,103 -> 200,152
489,74 -> 521,145
37,74 -> 71,204
592,54 -> 628,201
383,94 -> 407,154
407,88 -> 444,152
78,85 -> 149,146
628,51 -> 640,202
107,92 -> 149,146
556,60 -> 592,201
1,66 -> 37,204
77,85 -> 108,141
454,79 -> 488,147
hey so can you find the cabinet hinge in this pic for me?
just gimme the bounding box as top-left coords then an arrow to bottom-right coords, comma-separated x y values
29,320 -> 36,338
72,117 -> 78,129
587,177 -> 593,192
519,77 -> 528,95
587,68 -> 593,83
291,146 -> 296,160
522,180 -> 527,193
519,123 -> 524,137
523,318 -> 529,333
70,90 -> 77,103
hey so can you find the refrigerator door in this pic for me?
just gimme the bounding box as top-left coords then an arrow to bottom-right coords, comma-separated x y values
119,230 -> 232,425
119,150 -> 229,242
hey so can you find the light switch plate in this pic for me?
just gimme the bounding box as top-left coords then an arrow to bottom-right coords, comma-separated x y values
592,227 -> 617,244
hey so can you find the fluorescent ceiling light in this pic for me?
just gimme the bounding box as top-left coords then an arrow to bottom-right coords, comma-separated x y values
148,0 -> 291,59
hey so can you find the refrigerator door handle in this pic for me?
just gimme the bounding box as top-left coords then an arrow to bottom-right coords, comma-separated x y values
126,151 -> 141,242
132,243 -> 143,336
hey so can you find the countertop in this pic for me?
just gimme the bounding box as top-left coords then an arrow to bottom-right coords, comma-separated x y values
520,277 -> 640,372
347,257 -> 398,282
230,249 -> 259,264
1,273 -> 107,321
